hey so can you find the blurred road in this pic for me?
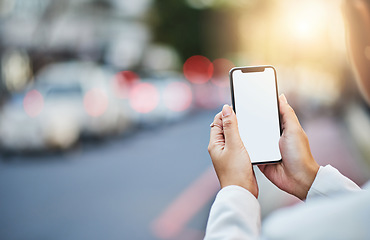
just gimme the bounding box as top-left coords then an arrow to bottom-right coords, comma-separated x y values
1,109 -> 369,240
0,110 -> 219,240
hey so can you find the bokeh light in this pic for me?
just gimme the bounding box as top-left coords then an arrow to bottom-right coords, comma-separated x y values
163,82 -> 193,112
129,82 -> 159,113
193,84 -> 220,109
282,1 -> 327,41
112,71 -> 140,99
211,58 -> 234,87
23,89 -> 44,117
183,55 -> 214,84
83,88 -> 108,117
2,50 -> 32,92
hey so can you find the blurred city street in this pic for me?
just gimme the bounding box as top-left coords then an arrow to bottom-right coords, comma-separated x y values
0,110 -> 218,240
1,0 -> 370,239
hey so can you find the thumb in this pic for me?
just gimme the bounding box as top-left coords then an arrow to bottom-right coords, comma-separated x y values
221,104 -> 242,148
279,94 -> 302,133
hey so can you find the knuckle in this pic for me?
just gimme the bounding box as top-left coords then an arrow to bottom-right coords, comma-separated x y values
222,118 -> 233,129
207,143 -> 214,153
214,111 -> 222,122
288,105 -> 296,115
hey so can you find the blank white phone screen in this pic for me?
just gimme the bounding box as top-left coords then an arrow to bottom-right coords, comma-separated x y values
232,67 -> 281,164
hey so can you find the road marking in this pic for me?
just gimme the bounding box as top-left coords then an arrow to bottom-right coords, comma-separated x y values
151,166 -> 219,239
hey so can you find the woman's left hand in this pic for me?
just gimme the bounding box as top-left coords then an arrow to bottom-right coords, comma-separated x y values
208,105 -> 259,198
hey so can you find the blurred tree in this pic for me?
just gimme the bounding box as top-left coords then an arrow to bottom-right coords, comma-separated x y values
151,0 -> 205,62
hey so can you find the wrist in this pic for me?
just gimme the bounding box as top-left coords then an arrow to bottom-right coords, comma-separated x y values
220,177 -> 258,199
297,160 -> 320,200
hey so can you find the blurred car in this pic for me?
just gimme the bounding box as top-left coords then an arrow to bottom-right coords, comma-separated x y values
0,0 -> 151,66
0,61 -> 134,152
127,72 -> 194,127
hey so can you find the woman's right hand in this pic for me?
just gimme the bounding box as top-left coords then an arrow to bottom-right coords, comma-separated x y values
258,95 -> 320,200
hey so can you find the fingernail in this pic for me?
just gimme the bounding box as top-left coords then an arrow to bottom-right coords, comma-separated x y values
280,94 -> 288,103
222,104 -> 232,117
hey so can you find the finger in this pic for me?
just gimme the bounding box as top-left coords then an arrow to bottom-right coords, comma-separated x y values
221,104 -> 242,148
279,94 -> 302,133
209,111 -> 224,150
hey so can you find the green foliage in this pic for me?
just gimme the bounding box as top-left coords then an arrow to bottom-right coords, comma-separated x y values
151,0 -> 205,62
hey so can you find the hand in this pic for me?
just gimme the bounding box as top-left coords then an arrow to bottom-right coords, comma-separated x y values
208,104 -> 258,198
258,95 -> 319,200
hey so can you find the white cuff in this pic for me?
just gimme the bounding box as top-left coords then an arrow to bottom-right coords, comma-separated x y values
306,165 -> 361,201
205,185 -> 261,239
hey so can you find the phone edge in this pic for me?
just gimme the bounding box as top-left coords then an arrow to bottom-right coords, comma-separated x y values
229,65 -> 282,165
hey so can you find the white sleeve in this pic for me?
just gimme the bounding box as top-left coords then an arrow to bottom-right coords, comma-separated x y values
204,185 -> 261,240
306,164 -> 361,201
261,189 -> 370,240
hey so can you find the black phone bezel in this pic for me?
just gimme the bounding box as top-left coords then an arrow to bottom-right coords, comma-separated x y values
229,65 -> 282,165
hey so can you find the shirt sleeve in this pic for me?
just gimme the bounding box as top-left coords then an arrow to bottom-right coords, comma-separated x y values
261,188 -> 370,240
306,164 -> 361,201
204,185 -> 261,240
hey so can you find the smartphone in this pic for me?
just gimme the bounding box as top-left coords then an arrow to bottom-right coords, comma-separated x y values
229,65 -> 282,164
